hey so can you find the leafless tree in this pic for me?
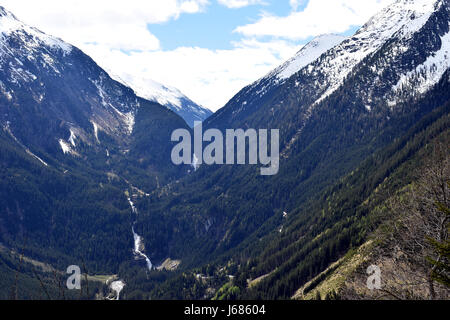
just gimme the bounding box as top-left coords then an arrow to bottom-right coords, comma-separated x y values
377,141 -> 449,299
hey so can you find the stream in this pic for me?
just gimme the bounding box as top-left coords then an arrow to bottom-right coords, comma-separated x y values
107,191 -> 154,300
128,197 -> 153,272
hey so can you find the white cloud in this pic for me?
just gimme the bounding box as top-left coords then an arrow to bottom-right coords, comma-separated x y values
217,0 -> 265,9
289,0 -> 306,11
235,0 -> 394,40
0,0 -> 209,51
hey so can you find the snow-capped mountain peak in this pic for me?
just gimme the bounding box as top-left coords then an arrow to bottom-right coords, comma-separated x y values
207,0 -> 449,142
309,0 -> 444,105
108,72 -> 212,128
0,6 -> 72,55
131,78 -> 186,112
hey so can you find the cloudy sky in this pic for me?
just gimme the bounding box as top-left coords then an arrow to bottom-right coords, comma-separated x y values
0,0 -> 394,111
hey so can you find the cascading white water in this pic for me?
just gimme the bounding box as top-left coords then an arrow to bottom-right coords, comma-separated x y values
109,280 -> 125,300
106,194 -> 152,301
128,197 -> 153,272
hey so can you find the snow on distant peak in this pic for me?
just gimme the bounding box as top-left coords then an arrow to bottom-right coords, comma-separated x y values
0,6 -> 72,55
121,76 -> 186,111
274,34 -> 347,80
107,71 -> 212,127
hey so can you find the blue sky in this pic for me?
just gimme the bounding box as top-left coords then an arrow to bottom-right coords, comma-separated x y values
1,0 -> 394,111
150,1 -> 305,51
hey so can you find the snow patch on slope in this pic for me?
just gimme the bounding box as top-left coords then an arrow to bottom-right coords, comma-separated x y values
92,79 -> 136,135
59,138 -> 79,156
91,121 -> 100,143
59,139 -> 71,154
25,149 -> 48,167
123,112 -> 135,135
274,34 -> 347,80
3,122 -> 49,166
69,129 -> 77,147
393,26 -> 450,95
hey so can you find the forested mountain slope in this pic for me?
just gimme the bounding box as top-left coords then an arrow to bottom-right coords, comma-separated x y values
0,5 -> 190,288
126,0 -> 450,299
0,0 -> 449,300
